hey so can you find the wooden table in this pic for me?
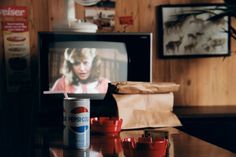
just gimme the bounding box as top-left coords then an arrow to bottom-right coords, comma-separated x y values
34,127 -> 236,157
174,106 -> 236,152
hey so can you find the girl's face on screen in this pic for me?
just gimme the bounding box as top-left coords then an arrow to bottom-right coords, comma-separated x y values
72,57 -> 93,81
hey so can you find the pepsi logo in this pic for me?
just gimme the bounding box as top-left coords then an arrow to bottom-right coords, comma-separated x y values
68,106 -> 89,133
70,126 -> 89,133
71,106 -> 88,114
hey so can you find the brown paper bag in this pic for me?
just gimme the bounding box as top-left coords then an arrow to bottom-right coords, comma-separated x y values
110,82 -> 182,129
112,81 -> 180,94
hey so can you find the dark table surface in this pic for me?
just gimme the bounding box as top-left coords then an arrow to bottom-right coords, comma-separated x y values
173,106 -> 236,153
34,127 -> 236,157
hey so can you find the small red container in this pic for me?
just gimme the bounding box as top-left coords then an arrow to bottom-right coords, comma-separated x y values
90,117 -> 123,136
122,135 -> 168,157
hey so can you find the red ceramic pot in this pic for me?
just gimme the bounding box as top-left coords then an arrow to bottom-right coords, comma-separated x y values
122,135 -> 168,157
90,117 -> 123,136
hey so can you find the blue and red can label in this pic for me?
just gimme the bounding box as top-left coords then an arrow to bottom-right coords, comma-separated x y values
63,98 -> 90,149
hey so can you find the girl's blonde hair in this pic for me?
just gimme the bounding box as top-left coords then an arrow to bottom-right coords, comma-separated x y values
61,48 -> 101,85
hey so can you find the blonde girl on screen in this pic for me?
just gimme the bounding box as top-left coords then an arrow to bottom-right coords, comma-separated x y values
51,48 -> 110,93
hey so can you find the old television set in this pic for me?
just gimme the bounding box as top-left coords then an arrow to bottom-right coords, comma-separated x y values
37,32 -> 152,125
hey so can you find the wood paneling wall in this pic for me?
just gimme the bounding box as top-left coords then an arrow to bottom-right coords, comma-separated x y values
1,0 -> 236,107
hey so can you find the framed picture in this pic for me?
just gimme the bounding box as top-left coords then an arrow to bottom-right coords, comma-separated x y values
157,4 -> 231,58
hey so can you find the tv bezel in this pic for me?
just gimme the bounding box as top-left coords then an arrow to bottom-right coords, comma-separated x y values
37,31 -> 152,112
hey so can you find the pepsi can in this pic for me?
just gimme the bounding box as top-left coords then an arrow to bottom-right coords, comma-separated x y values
63,98 -> 90,149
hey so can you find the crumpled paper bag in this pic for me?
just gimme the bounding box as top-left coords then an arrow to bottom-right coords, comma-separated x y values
112,81 -> 180,94
110,82 -> 181,129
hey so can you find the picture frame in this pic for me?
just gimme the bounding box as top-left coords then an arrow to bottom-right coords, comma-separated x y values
157,4 -> 231,58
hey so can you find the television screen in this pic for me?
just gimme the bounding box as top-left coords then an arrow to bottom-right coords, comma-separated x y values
37,32 -> 152,120
48,41 -> 128,94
